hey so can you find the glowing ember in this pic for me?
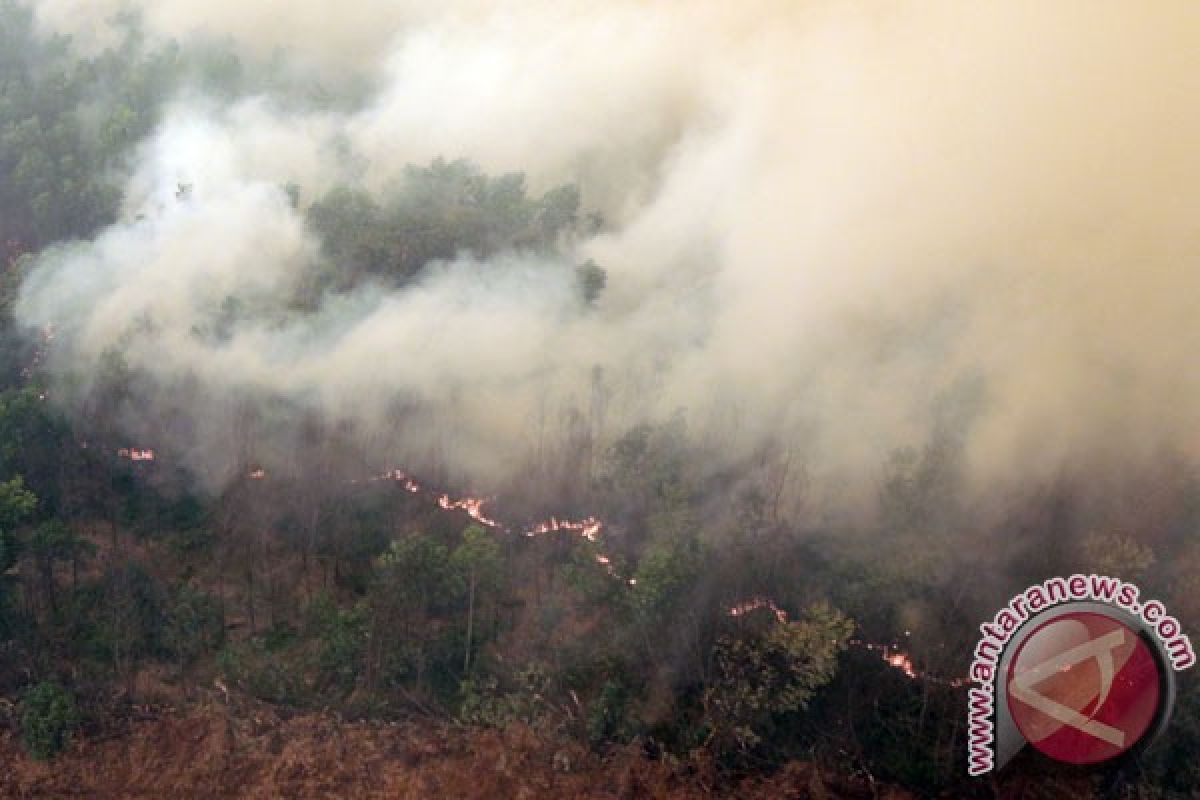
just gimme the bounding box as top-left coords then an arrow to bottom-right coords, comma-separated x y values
248,468 -> 266,479
885,650 -> 918,679
118,447 -> 155,462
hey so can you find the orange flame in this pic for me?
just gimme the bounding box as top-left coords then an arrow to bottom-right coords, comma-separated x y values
436,494 -> 503,529
123,452 -> 953,685
885,650 -> 918,679
728,597 -> 790,624
374,467 -> 605,544
523,516 -> 602,540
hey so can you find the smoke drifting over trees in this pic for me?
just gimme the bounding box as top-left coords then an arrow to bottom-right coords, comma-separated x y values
6,3 -> 1200,795
14,0 -> 1200,504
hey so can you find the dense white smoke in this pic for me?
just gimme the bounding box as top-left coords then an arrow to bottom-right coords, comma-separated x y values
17,1 -> 1200,505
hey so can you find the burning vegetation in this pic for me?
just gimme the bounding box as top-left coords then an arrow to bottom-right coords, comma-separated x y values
1,2 -> 1200,798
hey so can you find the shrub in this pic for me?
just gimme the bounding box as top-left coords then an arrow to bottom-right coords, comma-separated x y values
163,585 -> 224,667
703,602 -> 853,754
20,680 -> 80,760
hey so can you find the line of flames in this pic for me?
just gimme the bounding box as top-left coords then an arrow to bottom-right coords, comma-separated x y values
171,460 -> 946,684
373,469 -> 604,543
727,597 -> 962,686
18,228 -> 943,687
358,469 -> 947,682
390,477 -> 945,683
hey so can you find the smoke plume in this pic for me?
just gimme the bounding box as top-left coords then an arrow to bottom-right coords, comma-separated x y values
17,1 -> 1200,507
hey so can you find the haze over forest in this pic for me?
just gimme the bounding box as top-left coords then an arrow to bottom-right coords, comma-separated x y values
18,1 -> 1200,504
1,2 -> 1199,797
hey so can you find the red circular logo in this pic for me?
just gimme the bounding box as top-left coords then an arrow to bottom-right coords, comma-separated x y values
1006,611 -> 1162,765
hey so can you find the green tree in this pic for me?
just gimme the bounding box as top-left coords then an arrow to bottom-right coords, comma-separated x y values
0,389 -> 72,507
450,524 -> 502,673
631,533 -> 704,623
575,259 -> 607,305
599,417 -> 693,529
307,592 -> 367,695
305,158 -> 593,296
19,680 -> 79,760
27,519 -> 92,611
703,602 -> 852,755
0,474 -> 35,640
91,563 -> 165,688
0,474 -> 36,571
367,533 -> 462,696
163,585 -> 224,671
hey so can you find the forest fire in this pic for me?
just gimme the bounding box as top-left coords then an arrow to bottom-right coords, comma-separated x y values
121,448 -> 941,683
727,602 -> 948,684
846,638 -> 962,685
249,461 -> 948,678
436,494 -> 503,528
524,516 -> 602,541
885,651 -> 918,679
367,467 -> 641,585
376,469 -> 421,492
9,2 -> 1200,792
728,597 -> 790,624
374,467 -> 604,542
